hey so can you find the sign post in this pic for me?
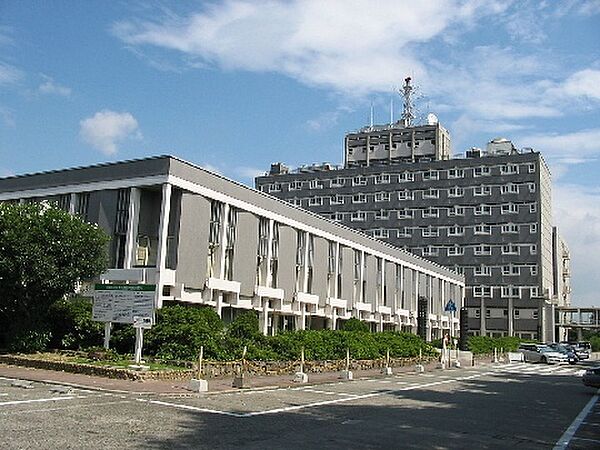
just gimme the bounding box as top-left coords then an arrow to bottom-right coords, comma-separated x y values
93,284 -> 156,363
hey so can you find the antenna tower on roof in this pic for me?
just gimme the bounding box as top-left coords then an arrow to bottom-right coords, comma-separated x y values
400,76 -> 414,127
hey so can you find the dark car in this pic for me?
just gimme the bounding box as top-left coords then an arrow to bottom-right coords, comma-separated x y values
582,366 -> 600,388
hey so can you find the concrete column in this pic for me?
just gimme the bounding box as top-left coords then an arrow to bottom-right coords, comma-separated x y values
480,298 -> 487,336
330,308 -> 338,330
377,314 -> 383,332
302,231 -> 310,292
508,296 -> 514,337
359,251 -> 365,302
215,293 -> 224,318
265,219 -> 274,288
155,183 -> 172,308
261,300 -> 269,335
124,187 -> 141,269
300,305 -> 306,330
541,303 -> 547,343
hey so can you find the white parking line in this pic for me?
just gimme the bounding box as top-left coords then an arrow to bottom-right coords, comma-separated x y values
553,388 -> 600,450
0,396 -> 76,407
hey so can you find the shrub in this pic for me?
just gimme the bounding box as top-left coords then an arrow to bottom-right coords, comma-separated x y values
467,336 -> 521,354
7,330 -> 51,353
342,318 -> 370,333
47,296 -> 104,350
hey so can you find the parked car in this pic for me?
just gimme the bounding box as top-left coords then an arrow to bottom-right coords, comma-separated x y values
547,343 -> 578,364
561,341 -> 591,360
518,344 -> 569,364
582,366 -> 600,388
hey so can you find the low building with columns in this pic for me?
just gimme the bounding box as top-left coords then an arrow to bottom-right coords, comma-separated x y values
0,156 -> 464,338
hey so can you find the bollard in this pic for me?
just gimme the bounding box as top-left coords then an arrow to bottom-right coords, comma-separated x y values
340,348 -> 353,380
382,348 -> 393,376
415,347 -> 424,373
188,345 -> 208,392
233,345 -> 247,389
294,346 -> 309,383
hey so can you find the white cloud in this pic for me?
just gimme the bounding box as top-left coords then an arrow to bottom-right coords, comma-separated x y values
79,110 -> 140,155
517,128 -> 600,163
112,0 -> 507,95
554,183 -> 600,306
556,69 -> 600,101
37,75 -> 71,97
234,166 -> 265,180
0,62 -> 22,85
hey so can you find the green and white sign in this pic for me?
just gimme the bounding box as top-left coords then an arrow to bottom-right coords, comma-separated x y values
93,284 -> 156,325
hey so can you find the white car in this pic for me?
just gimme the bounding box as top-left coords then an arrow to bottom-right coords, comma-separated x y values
517,344 -> 569,364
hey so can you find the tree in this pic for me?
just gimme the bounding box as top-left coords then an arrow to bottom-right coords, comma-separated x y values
0,202 -> 109,351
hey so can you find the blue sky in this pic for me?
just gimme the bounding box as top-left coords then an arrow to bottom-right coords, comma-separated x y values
1,1 -> 599,305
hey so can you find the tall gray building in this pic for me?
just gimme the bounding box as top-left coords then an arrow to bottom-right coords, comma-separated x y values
257,123 -> 568,341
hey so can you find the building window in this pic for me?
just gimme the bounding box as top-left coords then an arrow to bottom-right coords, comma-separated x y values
514,309 -> 520,318
399,172 -> 414,182
501,286 -> 520,297
327,242 -> 336,297
269,223 -> 280,288
473,286 -> 492,297
330,195 -> 344,205
501,223 -> 519,234
502,244 -> 519,255
530,224 -> 537,233
447,246 -> 464,256
353,250 -> 361,301
473,185 -> 491,196
256,217 -> 270,285
423,188 -> 439,199
309,179 -> 323,189
501,203 -> 519,214
374,174 -> 390,184
500,164 -> 519,175
530,203 -> 537,213
353,193 -> 367,204
223,207 -> 238,281
397,209 -> 413,219
269,183 -> 282,193
422,170 -> 439,181
473,266 -> 491,276
331,177 -> 345,188
76,192 -> 90,219
374,192 -> 390,202
474,205 -> 492,216
351,211 -> 366,221
473,166 -> 491,177
308,197 -> 323,206
530,287 -> 539,297
398,190 -> 414,200
448,225 -> 464,236
306,235 -> 314,293
353,176 -> 367,186
289,181 -> 303,191
422,227 -> 439,238
207,200 -> 224,278
532,309 -> 539,319
528,183 -> 536,193
530,244 -> 537,255
295,231 -> 306,291
372,228 -> 389,239
448,187 -> 464,198
448,206 -> 465,217
502,265 -> 520,276
501,184 -> 519,194
398,227 -> 412,238
422,246 -> 439,257
474,245 -> 492,256
474,224 -> 492,235
374,209 -> 390,220
530,265 -> 538,276
423,207 -> 439,218
528,163 -> 536,173
448,168 -> 464,179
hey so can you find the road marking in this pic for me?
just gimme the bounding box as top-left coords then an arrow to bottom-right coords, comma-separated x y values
0,396 -> 76,407
136,399 -> 245,417
1,399 -> 132,415
553,388 -> 600,450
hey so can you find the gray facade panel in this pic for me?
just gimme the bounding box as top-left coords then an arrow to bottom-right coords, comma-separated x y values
276,225 -> 297,299
234,212 -> 259,297
341,246 -> 354,303
312,237 -> 329,301
176,193 -> 210,289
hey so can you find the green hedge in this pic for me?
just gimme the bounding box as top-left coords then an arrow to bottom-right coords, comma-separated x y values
41,303 -> 436,361
467,336 -> 522,354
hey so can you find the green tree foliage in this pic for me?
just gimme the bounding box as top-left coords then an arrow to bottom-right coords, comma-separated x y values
466,336 -> 522,354
47,296 -> 104,350
341,317 -> 370,332
0,202 -> 109,350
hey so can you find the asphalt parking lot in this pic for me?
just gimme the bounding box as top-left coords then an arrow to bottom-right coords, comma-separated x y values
1,362 -> 599,449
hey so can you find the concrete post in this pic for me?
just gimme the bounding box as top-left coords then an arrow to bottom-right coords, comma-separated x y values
155,183 -> 172,308
124,187 -> 140,269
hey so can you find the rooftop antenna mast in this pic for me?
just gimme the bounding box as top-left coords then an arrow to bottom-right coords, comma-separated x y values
369,102 -> 374,129
400,76 -> 414,127
390,96 -> 394,124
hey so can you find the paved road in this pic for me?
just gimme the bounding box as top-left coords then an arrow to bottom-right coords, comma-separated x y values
1,362 -> 598,449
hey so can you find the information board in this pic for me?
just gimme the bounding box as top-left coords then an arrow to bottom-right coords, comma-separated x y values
93,284 -> 156,325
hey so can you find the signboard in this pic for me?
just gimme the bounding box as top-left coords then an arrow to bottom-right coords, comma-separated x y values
93,284 -> 156,325
444,299 -> 457,313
